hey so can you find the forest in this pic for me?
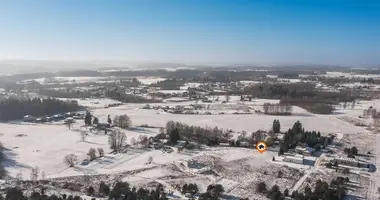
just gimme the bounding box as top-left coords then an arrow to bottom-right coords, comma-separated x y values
0,98 -> 82,121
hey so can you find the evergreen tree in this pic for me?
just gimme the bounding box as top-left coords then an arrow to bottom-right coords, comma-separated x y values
272,119 -> 281,133
87,186 -> 95,196
84,111 -> 92,126
169,128 -> 180,145
107,115 -> 112,125
93,117 -> 99,125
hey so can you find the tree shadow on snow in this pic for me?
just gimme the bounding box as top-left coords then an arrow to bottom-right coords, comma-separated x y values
125,127 -> 157,135
221,194 -> 242,200
290,113 -> 315,117
83,141 -> 106,146
2,148 -> 31,169
166,194 -> 182,199
344,194 -> 366,200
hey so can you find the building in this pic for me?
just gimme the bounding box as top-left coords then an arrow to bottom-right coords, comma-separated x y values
23,115 -> 36,122
332,157 -> 359,167
284,156 -> 304,164
295,147 -> 315,155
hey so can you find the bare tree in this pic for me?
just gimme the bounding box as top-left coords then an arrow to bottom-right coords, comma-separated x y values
30,166 -> 39,182
373,117 -> 380,130
147,156 -> 153,164
88,148 -> 97,161
83,171 -> 92,187
138,135 -> 149,147
64,154 -> 78,167
97,148 -> 105,157
159,127 -> 165,135
238,131 -> 247,141
285,104 -> 292,113
80,130 -> 87,142
263,103 -> 270,114
65,118 -> 76,130
130,137 -> 137,148
108,129 -> 127,153
16,172 -> 23,185
113,115 -> 132,128
41,171 -> 46,180
225,95 -> 231,103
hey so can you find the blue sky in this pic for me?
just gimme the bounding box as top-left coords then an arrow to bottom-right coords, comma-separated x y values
0,0 -> 379,66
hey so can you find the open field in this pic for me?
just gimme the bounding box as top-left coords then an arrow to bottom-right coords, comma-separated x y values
3,67 -> 380,199
1,95 -> 378,199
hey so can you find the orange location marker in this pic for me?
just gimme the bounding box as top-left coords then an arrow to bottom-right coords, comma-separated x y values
256,141 -> 267,153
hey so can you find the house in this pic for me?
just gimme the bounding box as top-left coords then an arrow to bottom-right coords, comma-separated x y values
219,143 -> 230,147
284,156 -> 304,164
52,114 -> 65,121
332,157 -> 359,167
295,147 -> 315,155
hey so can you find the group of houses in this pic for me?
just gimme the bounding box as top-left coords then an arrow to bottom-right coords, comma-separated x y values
23,112 -> 85,123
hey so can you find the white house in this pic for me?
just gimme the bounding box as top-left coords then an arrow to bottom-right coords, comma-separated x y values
284,156 -> 304,164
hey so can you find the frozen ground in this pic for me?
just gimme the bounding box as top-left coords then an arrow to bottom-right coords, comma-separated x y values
91,102 -> 367,135
60,98 -> 123,109
137,77 -> 166,85
3,96 -> 380,199
321,72 -> 380,79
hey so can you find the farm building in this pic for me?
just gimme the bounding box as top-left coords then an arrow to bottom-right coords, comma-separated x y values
332,157 -> 359,167
283,156 -> 304,164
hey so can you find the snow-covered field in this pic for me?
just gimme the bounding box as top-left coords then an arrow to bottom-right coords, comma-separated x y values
321,72 -> 380,79
89,101 -> 366,135
137,77 -> 166,85
3,95 -> 380,199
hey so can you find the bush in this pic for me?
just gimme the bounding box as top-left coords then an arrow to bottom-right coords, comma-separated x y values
256,182 -> 267,193
88,148 -> 97,161
87,186 -> 95,196
99,181 -> 110,196
64,154 -> 78,167
97,148 -> 105,157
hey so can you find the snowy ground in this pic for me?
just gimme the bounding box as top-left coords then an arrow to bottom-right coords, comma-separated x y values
3,96 -> 380,199
60,98 -> 123,109
320,72 -> 380,79
137,77 -> 166,85
91,102 -> 366,135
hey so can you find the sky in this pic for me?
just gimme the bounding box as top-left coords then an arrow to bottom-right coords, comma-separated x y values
0,0 -> 379,66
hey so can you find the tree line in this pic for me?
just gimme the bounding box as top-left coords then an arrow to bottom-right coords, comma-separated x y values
0,97 -> 81,121
105,89 -> 162,103
165,121 -> 228,146
256,177 -> 346,200
243,83 -> 356,114
263,103 -> 292,115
